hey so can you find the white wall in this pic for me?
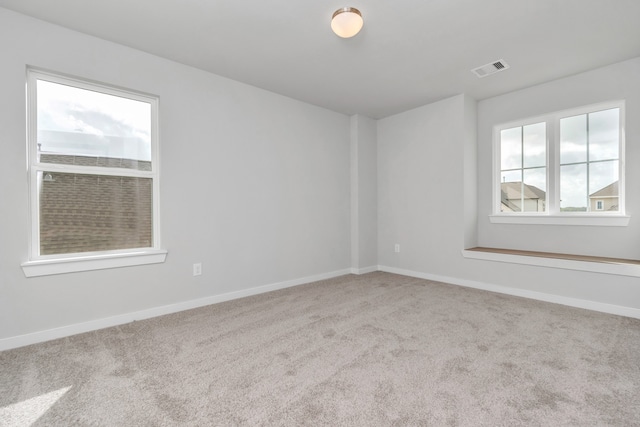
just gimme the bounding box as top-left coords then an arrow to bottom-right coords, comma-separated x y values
378,94 -> 474,276
0,8 -> 351,343
477,57 -> 640,259
377,60 -> 640,316
2,6 -> 639,348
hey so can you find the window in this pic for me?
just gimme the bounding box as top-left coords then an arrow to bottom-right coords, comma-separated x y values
499,122 -> 546,213
492,101 -> 626,226
23,69 -> 166,277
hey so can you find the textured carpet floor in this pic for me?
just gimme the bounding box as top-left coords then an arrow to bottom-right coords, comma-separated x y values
1,272 -> 640,426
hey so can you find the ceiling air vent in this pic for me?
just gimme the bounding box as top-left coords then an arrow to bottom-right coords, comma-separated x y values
471,59 -> 510,78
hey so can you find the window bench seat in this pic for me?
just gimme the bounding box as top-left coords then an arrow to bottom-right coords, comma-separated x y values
462,247 -> 640,277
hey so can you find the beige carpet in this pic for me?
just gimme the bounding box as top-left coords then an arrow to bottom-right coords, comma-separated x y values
1,272 -> 639,426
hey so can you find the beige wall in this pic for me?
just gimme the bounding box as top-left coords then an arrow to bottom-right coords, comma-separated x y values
590,197 -> 618,212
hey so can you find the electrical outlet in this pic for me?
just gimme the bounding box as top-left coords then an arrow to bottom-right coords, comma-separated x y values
193,263 -> 202,276
394,244 -> 400,253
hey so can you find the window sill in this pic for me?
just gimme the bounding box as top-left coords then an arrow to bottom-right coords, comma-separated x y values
489,214 -> 630,226
21,249 -> 168,277
462,247 -> 640,277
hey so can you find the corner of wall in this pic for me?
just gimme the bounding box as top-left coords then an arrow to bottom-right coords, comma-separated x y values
463,95 -> 478,249
350,115 -> 378,271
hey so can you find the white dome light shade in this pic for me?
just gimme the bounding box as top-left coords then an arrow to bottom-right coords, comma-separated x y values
331,7 -> 363,38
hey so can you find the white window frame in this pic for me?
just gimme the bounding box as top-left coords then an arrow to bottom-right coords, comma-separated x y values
596,200 -> 604,211
490,100 -> 628,226
21,68 -> 166,277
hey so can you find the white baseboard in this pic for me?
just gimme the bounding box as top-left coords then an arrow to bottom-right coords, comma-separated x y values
0,268 -> 351,352
350,265 -> 378,275
4,265 -> 638,352
378,265 -> 640,320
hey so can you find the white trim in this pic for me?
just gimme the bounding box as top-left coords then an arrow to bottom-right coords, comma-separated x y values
462,249 -> 640,277
26,67 -> 162,263
21,249 -> 168,277
493,100 -> 625,219
350,265 -> 378,275
378,265 -> 640,319
0,268 -> 351,351
489,214 -> 630,226
32,163 -> 155,178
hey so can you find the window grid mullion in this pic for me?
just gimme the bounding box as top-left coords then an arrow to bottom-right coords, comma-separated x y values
547,119 -> 556,215
560,158 -> 617,167
586,113 -> 591,212
520,126 -> 524,212
32,162 -> 154,179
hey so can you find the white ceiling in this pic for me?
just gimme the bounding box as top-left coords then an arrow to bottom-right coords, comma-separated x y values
1,0 -> 639,118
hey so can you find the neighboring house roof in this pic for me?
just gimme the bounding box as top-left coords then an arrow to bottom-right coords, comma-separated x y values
501,182 -> 546,200
589,181 -> 618,198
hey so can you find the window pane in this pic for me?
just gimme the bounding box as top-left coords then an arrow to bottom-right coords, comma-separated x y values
500,127 -> 521,170
589,160 -> 619,212
500,170 -> 522,212
589,108 -> 619,161
523,122 -> 546,168
560,163 -> 587,211
501,169 -> 521,184
560,114 -> 587,165
38,171 -> 153,255
523,168 -> 546,212
37,80 -> 152,171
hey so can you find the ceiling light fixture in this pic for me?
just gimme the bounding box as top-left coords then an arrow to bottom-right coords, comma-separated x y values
331,7 -> 363,38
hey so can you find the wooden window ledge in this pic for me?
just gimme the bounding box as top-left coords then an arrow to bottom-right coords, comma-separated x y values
462,247 -> 640,277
